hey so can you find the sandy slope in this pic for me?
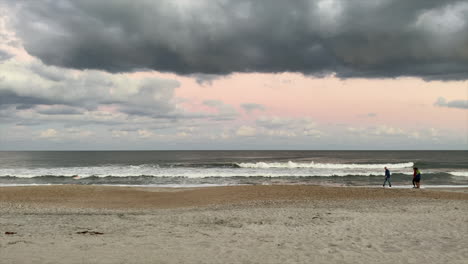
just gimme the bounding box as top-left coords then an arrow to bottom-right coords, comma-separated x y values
0,185 -> 467,264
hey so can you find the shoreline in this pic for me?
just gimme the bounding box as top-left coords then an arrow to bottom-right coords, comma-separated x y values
2,183 -> 468,190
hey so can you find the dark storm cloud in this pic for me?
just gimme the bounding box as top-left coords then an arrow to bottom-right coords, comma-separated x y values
6,0 -> 468,79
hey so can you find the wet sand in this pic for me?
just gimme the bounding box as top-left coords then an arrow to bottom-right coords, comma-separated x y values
1,185 -> 467,263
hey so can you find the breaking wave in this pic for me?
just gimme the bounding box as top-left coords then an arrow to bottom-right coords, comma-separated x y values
0,161 -> 416,179
236,161 -> 414,169
449,171 -> 468,177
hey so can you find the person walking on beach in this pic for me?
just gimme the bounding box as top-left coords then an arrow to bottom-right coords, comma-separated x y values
413,167 -> 421,188
383,167 -> 391,187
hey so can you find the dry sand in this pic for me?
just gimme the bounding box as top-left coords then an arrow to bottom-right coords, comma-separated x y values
0,185 -> 467,264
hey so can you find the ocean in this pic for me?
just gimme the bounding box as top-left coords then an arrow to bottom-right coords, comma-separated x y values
0,151 -> 467,188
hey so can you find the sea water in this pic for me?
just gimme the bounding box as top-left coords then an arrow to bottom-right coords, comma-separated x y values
0,151 -> 467,188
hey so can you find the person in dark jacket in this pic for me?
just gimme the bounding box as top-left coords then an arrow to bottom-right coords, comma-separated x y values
413,167 -> 421,188
383,167 -> 391,187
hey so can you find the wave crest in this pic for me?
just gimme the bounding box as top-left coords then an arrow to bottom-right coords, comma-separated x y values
449,171 -> 468,177
236,161 -> 414,169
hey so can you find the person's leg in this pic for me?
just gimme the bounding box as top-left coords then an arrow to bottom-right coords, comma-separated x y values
384,178 -> 390,187
383,178 -> 387,187
412,179 -> 415,188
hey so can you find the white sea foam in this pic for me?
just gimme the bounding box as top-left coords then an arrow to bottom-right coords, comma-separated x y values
0,165 -> 160,178
236,161 -> 414,169
1,183 -> 466,189
0,184 -> 60,187
0,161 -> 443,179
364,185 -> 468,189
0,165 -> 415,178
449,171 -> 468,177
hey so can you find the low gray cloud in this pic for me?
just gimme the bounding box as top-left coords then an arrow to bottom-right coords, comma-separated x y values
255,116 -> 316,130
192,74 -> 223,85
434,97 -> 468,109
0,90 -> 58,108
241,103 -> 265,113
0,58 -> 179,111
36,105 -> 84,115
0,49 -> 12,61
203,100 -> 225,108
0,52 -> 242,130
0,52 -> 188,129
4,0 -> 468,79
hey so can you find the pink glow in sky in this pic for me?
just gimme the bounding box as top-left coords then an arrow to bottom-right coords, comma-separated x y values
140,71 -> 468,132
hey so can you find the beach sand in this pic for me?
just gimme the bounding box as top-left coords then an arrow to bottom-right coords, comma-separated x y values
1,185 -> 467,264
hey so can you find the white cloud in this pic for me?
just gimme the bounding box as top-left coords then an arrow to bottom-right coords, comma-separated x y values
373,125 -> 405,136
176,132 -> 189,137
346,125 -> 441,141
137,129 -> 154,138
347,125 -> 405,137
175,126 -> 198,138
39,128 -> 58,138
256,116 -> 290,128
111,130 -> 129,138
220,131 -> 231,139
37,128 -> 93,140
265,129 -> 297,138
303,129 -> 324,138
236,125 -> 256,137
255,116 -> 323,138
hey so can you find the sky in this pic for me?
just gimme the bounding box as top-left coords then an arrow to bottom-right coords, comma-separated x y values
0,0 -> 467,150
